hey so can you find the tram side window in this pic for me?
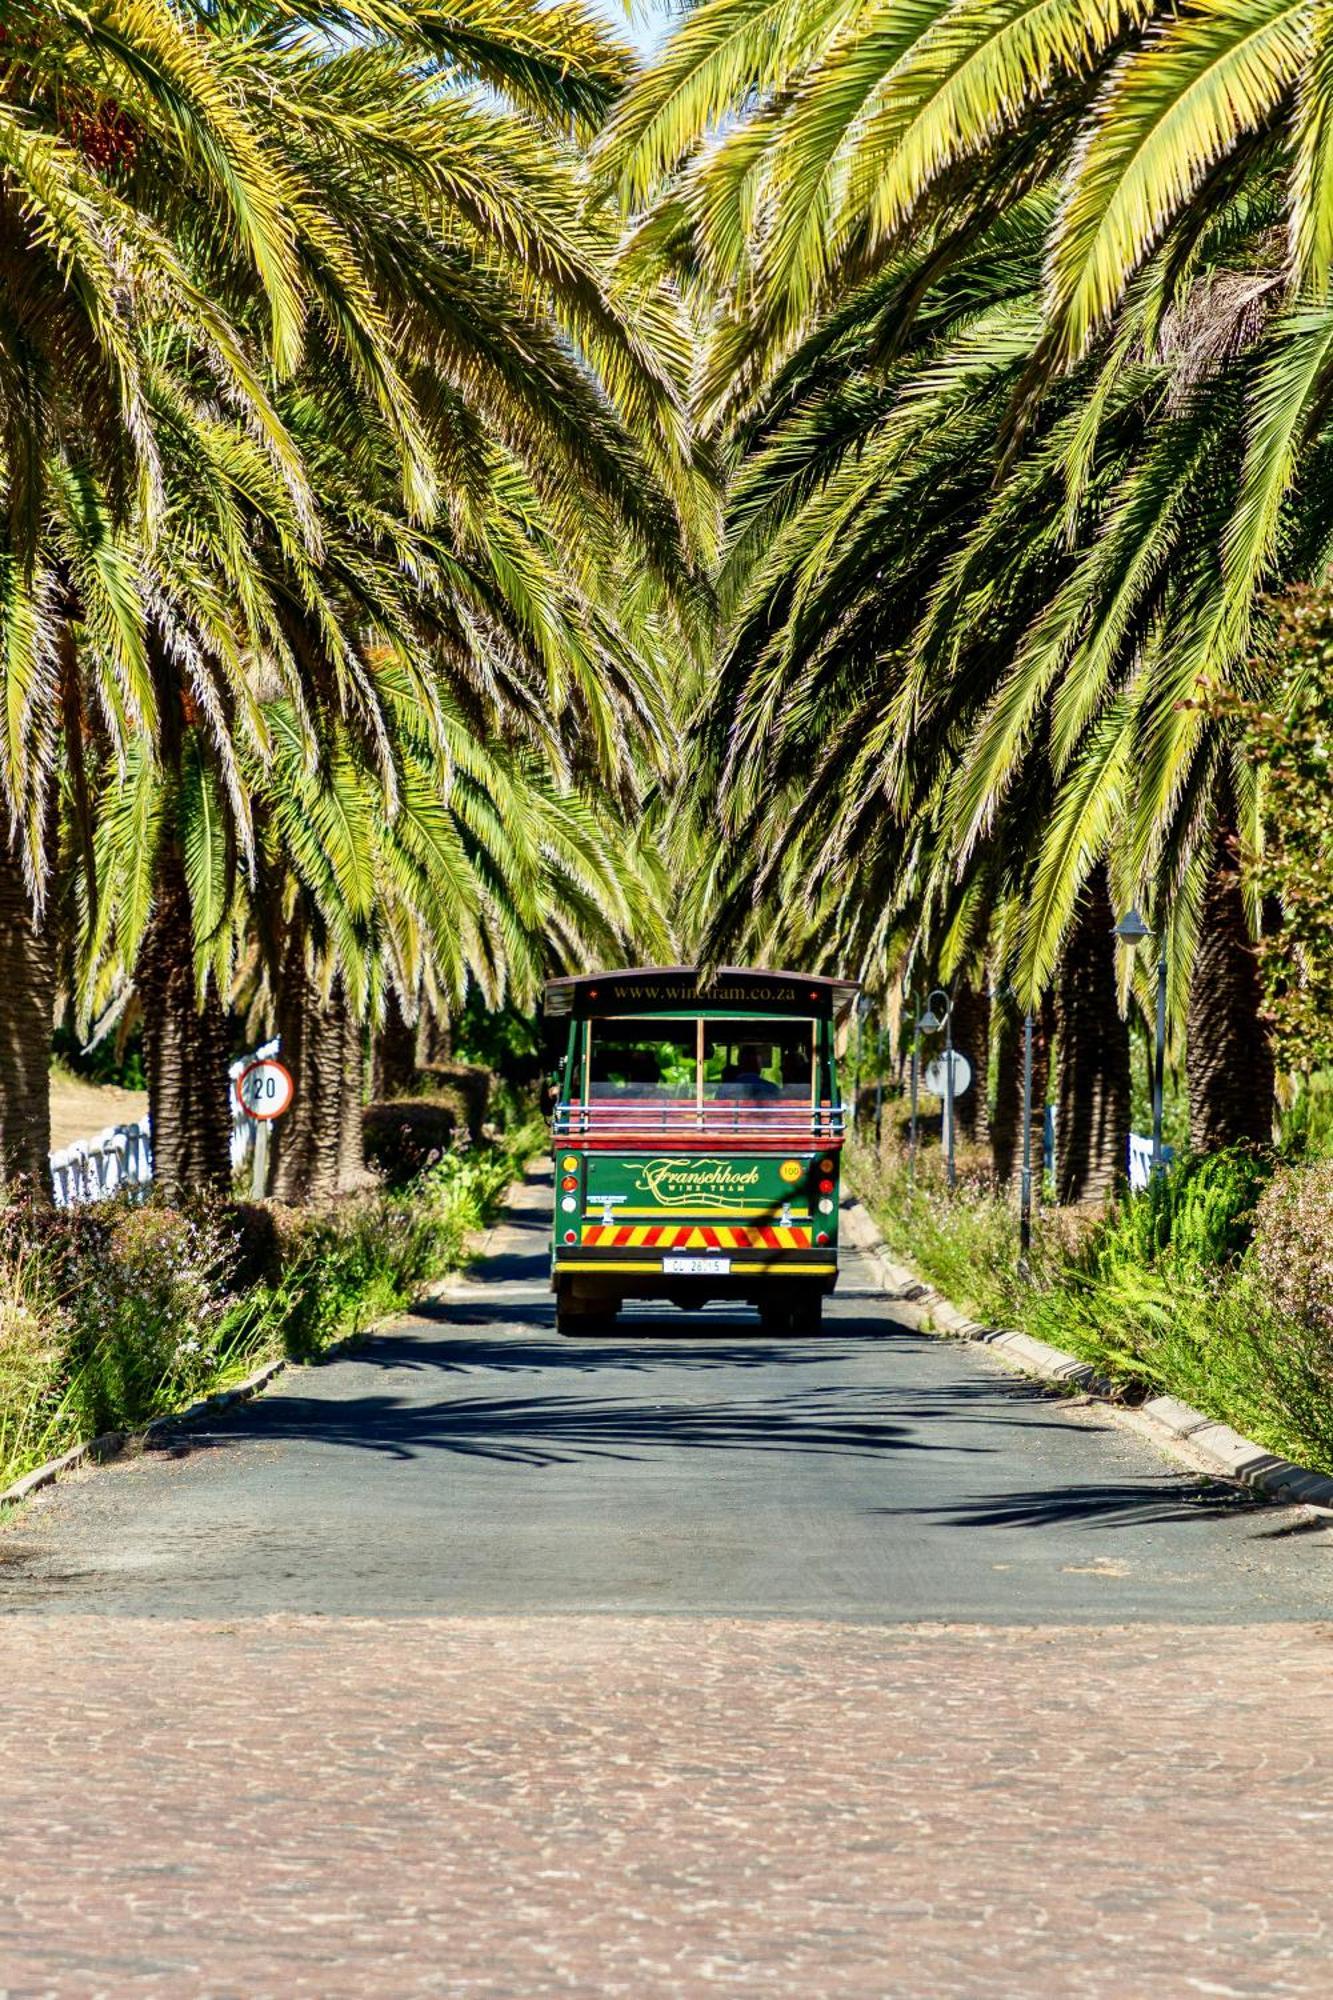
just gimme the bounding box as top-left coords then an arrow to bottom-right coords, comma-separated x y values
586,1023 -> 695,1099
703,1020 -> 815,1103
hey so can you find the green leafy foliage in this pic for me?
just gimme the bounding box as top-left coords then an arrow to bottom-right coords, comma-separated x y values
0,1130 -> 535,1494
1099,1147 -> 1272,1266
1251,1159 -> 1333,1344
851,1139 -> 1333,1475
1246,586 -> 1333,1073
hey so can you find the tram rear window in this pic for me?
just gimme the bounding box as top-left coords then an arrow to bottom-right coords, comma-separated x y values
586,1022 -> 695,1098
703,1021 -> 814,1103
582,1018 -> 817,1102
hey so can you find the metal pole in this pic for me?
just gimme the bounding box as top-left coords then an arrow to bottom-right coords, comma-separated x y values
251,1118 -> 270,1200
909,1023 -> 920,1185
873,1019 -> 884,1151
1019,1009 -> 1033,1263
854,1005 -> 864,1134
1152,945 -> 1167,1182
944,997 -> 956,1192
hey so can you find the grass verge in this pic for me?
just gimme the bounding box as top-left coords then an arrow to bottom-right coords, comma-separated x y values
0,1125 -> 540,1495
850,1141 -> 1333,1478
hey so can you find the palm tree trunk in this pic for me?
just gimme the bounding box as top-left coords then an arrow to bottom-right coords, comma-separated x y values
1187,800 -> 1274,1151
993,989 -> 1055,1195
1055,863 -> 1131,1203
418,1005 -> 452,1066
950,982 -> 990,1145
371,989 -> 419,1099
337,995 -> 367,1190
138,844 -> 233,1200
0,831 -> 55,1195
270,924 -> 366,1202
990,995 -> 1020,1186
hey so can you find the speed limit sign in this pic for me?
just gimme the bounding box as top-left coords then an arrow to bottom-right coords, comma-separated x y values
235,1058 -> 295,1122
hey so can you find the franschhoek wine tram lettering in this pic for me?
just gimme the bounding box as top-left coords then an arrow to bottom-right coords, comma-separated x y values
543,966 -> 859,1333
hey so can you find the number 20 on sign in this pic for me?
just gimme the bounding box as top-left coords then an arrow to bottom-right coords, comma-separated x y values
235,1058 -> 295,1122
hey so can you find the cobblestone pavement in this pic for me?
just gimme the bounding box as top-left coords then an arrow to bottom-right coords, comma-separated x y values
4,1175 -> 1333,1997
3,1614 -> 1333,1999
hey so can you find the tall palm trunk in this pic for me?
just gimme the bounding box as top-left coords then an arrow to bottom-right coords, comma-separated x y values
138,844 -> 233,1199
950,982 -> 990,1145
1055,863 -> 1130,1203
0,831 -> 55,1194
1188,800 -> 1274,1151
992,990 -> 1055,1195
990,993 -> 1020,1186
371,988 -> 418,1099
271,922 -> 366,1202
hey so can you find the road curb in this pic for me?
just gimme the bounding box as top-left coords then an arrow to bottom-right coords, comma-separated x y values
844,1198 -> 1333,1517
0,1354 -> 290,1513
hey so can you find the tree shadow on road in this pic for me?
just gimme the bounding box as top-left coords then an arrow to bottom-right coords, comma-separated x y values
149,1348 -> 1102,1470
158,1373 -> 1035,1469
874,1477 -> 1265,1531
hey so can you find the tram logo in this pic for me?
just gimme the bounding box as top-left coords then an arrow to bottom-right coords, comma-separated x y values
634,1157 -> 764,1208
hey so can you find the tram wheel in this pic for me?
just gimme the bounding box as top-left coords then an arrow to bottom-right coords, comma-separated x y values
556,1284 -> 619,1336
758,1289 -> 822,1336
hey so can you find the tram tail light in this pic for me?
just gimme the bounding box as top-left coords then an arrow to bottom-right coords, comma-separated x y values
561,1175 -> 579,1192
818,1178 -> 835,1194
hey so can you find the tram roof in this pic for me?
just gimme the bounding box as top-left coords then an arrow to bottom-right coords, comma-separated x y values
542,966 -> 861,1021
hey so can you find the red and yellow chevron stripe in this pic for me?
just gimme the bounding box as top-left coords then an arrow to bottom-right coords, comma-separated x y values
581,1222 -> 813,1249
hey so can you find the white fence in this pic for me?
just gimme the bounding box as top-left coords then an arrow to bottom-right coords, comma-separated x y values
50,1038 -> 280,1208
1128,1132 -> 1176,1190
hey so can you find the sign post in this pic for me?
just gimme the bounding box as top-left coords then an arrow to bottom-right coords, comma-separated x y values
924,1046 -> 971,1193
234,1056 -> 295,1198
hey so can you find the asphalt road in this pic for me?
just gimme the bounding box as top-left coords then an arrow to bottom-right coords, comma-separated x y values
4,1168 -> 1329,1624
7,1167 -> 1333,2000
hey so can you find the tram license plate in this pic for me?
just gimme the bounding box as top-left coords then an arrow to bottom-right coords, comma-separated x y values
662,1255 -> 731,1276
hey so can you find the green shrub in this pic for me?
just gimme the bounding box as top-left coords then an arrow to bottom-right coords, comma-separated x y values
850,1136 -> 1333,1477
1136,1148 -> 1271,1267
0,1126 -> 537,1494
1251,1160 -> 1333,1346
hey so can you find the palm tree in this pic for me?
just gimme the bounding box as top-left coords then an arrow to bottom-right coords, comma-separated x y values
0,835 -> 55,1187
680,191 -> 1297,1172
606,0 -> 1333,1170
2,0 -> 701,1197
1053,865 -> 1131,1202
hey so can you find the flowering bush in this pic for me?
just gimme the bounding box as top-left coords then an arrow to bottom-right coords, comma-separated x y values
0,1127 -> 536,1492
1251,1161 -> 1333,1346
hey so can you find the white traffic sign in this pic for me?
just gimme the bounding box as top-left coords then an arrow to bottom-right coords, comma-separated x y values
235,1057 -> 295,1122
924,1052 -> 972,1098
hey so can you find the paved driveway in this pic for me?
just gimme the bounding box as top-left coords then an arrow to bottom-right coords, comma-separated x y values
3,1169 -> 1332,1997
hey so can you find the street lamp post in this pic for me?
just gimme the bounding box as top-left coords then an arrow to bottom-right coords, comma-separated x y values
915,990 -> 947,1189
1114,906 -> 1167,1183
943,993 -> 957,1192
1151,942 -> 1167,1184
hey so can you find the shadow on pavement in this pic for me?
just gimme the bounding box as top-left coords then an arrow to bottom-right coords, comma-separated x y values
877,1477 -> 1262,1531
153,1376 -> 1022,1469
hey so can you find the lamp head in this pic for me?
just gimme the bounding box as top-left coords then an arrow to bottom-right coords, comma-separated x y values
1113,907 -> 1151,945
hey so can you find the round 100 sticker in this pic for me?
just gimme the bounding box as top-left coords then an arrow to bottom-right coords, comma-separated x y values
235,1058 -> 295,1121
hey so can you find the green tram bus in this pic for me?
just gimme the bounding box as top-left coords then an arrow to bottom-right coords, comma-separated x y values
543,966 -> 860,1334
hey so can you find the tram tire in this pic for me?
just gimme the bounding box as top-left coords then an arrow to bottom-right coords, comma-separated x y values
555,1283 -> 619,1336
758,1288 -> 822,1336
